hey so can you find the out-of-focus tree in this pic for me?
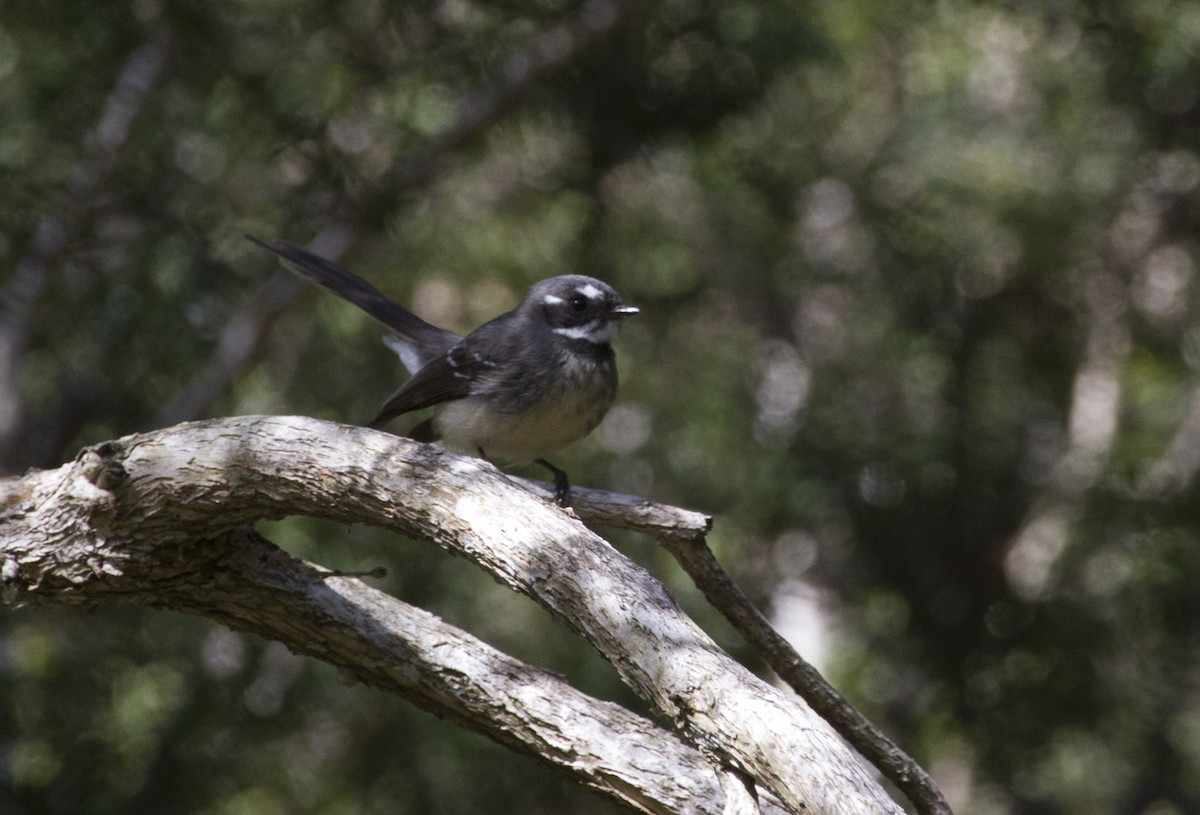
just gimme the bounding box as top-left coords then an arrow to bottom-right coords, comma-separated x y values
4,0 -> 1200,813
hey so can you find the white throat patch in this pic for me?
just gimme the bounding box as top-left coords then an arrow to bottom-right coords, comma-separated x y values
552,320 -> 616,343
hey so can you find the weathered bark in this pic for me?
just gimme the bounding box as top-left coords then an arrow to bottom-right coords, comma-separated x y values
0,415 -> 903,815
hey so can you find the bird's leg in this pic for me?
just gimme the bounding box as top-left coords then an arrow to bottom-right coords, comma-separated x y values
536,458 -> 572,507
405,417 -> 438,441
476,448 -> 571,508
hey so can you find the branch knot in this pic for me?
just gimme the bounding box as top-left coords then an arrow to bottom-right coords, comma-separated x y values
78,441 -> 129,491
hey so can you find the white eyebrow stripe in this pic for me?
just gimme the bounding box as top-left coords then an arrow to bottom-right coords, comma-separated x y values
543,294 -> 564,305
576,284 -> 603,300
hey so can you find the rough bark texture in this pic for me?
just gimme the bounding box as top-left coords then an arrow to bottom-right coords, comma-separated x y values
0,415 -> 903,815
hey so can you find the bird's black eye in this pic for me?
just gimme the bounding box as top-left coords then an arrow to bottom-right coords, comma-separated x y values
570,295 -> 588,311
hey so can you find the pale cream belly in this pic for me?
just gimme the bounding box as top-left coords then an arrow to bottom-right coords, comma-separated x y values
433,387 -> 612,464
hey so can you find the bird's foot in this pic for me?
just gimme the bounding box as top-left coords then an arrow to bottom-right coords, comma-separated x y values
536,458 -> 572,507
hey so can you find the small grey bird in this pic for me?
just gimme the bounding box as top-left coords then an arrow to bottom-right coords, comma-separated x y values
249,236 -> 638,505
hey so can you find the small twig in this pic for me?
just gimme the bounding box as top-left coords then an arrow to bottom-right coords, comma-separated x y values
658,536 -> 954,815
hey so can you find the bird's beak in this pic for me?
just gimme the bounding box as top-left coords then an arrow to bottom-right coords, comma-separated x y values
610,305 -> 640,318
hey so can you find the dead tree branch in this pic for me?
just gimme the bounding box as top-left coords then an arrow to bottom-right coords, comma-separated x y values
1,415 -> 901,815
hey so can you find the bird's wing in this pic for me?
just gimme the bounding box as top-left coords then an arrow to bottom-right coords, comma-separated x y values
368,336 -> 500,427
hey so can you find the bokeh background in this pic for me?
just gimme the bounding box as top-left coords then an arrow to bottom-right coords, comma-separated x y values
4,1 -> 1200,813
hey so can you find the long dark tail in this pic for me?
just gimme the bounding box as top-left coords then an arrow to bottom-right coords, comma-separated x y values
247,236 -> 460,359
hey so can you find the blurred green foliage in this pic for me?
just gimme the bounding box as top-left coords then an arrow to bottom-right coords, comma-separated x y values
4,0 -> 1200,813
